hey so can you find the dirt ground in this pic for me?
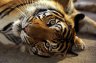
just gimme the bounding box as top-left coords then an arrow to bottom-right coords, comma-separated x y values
0,0 -> 96,63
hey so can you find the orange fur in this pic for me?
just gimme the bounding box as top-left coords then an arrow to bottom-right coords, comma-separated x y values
0,0 -> 12,7
25,18 -> 57,42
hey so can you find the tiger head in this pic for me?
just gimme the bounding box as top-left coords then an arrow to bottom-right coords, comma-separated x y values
19,0 -> 85,56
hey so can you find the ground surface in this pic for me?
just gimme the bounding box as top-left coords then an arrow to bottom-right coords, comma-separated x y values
0,0 -> 96,63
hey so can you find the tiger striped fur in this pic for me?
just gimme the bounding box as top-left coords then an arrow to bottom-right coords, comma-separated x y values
0,0 -> 86,57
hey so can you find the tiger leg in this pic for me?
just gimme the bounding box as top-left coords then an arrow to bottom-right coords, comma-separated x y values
71,10 -> 96,34
79,16 -> 96,35
73,36 -> 86,51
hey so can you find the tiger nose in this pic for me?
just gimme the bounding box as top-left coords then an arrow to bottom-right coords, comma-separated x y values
31,19 -> 47,27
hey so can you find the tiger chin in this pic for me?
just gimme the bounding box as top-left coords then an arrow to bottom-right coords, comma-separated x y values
0,0 -> 85,58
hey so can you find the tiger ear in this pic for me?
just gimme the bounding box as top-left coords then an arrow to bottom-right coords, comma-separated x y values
74,13 -> 85,21
74,13 -> 85,33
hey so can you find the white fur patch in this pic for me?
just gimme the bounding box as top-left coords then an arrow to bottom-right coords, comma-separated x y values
12,20 -> 21,36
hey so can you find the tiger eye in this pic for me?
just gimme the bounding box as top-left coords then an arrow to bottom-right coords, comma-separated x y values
47,19 -> 56,27
50,20 -> 56,25
52,45 -> 58,49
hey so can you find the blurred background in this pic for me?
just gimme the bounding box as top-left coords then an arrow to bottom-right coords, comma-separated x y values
75,0 -> 96,21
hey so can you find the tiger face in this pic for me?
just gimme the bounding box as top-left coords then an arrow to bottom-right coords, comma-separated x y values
24,9 -> 70,42
18,1 -> 78,57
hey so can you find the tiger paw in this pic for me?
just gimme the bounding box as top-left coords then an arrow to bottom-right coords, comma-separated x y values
73,37 -> 86,52
74,42 -> 86,51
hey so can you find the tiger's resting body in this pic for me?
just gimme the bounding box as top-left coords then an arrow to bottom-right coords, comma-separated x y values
0,0 -> 88,57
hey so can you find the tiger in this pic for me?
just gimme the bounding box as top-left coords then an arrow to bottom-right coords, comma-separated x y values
0,0 -> 90,57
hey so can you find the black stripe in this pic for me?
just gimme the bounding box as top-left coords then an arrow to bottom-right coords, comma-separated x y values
0,6 -> 11,16
49,8 -> 64,18
58,43 -> 64,51
0,3 -> 30,19
2,32 -> 22,45
61,41 -> 69,53
65,30 -> 70,40
61,30 -> 71,53
57,27 -> 67,52
67,31 -> 72,40
33,9 -> 47,16
2,22 -> 13,31
0,22 -> 22,45
57,24 -> 63,32
62,28 -> 67,37
24,36 -> 30,45
45,15 -> 53,18
37,15 -> 44,22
